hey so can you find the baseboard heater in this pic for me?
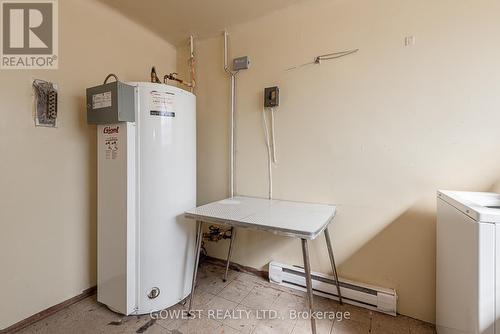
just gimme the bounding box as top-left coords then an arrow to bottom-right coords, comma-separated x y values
268,261 -> 397,316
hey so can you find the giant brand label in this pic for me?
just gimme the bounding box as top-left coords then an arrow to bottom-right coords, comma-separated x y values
103,126 -> 119,134
103,126 -> 119,160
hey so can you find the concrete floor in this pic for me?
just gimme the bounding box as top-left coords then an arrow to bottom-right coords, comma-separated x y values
17,262 -> 436,334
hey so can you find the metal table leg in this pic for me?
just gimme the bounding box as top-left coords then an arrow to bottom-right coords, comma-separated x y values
324,227 -> 343,305
223,227 -> 236,282
301,239 -> 317,334
188,221 -> 203,314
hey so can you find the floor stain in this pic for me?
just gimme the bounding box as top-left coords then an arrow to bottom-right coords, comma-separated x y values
13,262 -> 436,334
136,319 -> 156,333
108,315 -> 135,326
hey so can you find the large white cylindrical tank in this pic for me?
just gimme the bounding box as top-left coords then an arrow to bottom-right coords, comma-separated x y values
134,82 -> 197,313
97,82 -> 196,315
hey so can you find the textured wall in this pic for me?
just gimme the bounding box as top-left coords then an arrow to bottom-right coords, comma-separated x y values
0,0 -> 176,328
178,0 -> 500,322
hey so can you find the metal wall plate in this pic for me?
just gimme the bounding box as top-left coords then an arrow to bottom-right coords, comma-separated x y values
233,56 -> 250,71
264,86 -> 279,108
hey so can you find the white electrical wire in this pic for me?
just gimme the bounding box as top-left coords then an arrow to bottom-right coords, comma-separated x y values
270,108 -> 277,164
262,108 -> 273,199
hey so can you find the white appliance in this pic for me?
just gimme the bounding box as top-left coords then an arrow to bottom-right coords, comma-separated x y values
97,82 -> 196,315
269,261 -> 397,315
437,190 -> 500,334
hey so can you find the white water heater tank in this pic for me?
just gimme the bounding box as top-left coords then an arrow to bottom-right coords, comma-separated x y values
96,82 -> 196,315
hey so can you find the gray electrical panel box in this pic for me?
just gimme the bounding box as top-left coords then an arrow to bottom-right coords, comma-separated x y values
86,81 -> 135,124
233,56 -> 250,71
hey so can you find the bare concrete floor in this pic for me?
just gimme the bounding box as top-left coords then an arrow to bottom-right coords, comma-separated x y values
17,262 -> 436,334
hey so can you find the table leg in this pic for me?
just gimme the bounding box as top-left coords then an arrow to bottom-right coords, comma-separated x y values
324,227 -> 343,305
301,238 -> 317,334
223,227 -> 236,282
188,221 -> 203,315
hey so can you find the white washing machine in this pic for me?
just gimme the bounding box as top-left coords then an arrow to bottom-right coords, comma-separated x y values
437,190 -> 500,334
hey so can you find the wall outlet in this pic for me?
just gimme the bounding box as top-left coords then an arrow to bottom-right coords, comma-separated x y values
405,36 -> 415,46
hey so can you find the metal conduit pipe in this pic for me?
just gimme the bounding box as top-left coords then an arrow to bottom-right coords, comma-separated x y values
223,31 -> 239,282
224,31 -> 238,198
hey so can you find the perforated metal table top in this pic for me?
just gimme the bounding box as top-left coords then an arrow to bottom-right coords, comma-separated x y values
184,196 -> 336,239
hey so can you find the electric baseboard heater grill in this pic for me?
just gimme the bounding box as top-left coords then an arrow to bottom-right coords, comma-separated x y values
86,80 -> 197,315
269,261 -> 397,315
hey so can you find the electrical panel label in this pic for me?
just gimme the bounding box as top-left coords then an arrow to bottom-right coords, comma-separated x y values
92,91 -> 112,109
150,90 -> 175,115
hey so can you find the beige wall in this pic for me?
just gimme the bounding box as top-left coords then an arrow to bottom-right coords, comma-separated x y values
0,0 -> 176,329
178,0 -> 500,323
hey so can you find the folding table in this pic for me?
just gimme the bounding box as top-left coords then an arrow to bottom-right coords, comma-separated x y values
184,196 -> 342,334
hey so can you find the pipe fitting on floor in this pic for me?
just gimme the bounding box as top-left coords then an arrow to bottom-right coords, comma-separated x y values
203,225 -> 233,242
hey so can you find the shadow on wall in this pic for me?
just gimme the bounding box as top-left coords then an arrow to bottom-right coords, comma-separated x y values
338,205 -> 436,322
77,95 -> 97,285
204,202 -> 439,321
487,180 -> 500,194
337,180 -> 500,323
